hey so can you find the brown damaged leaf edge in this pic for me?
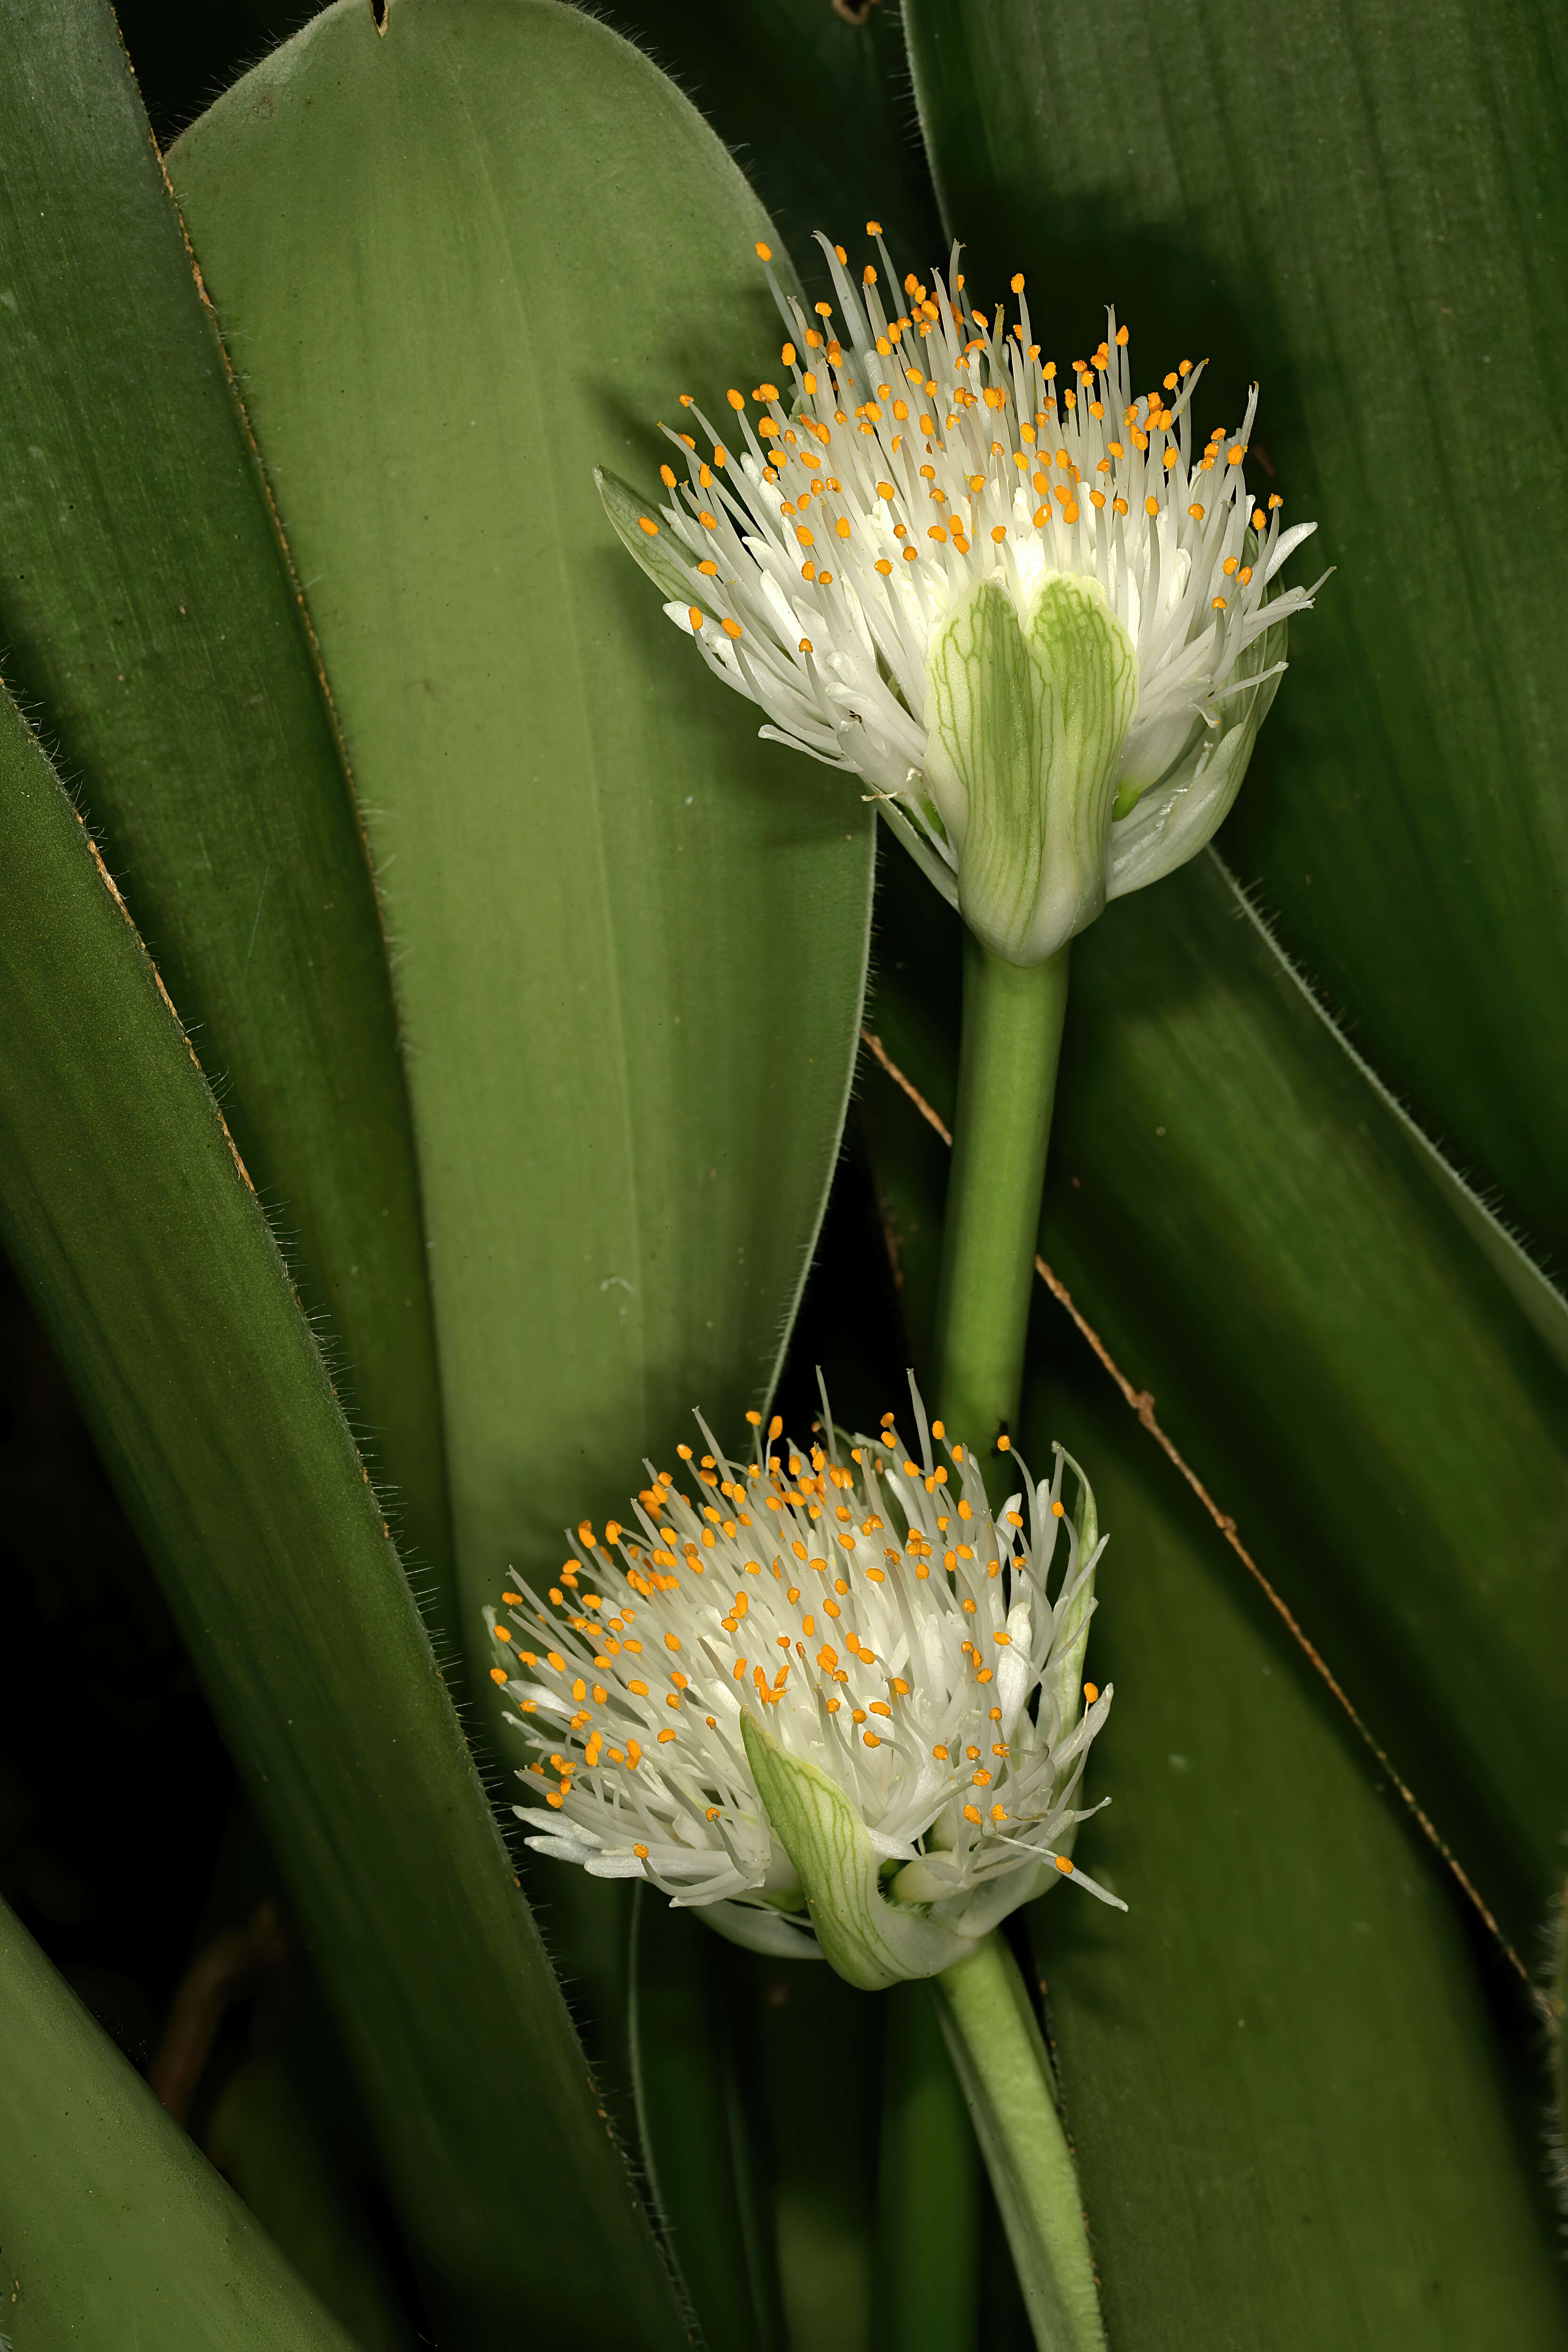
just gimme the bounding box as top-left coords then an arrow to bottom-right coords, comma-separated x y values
860,1024 -> 1530,1991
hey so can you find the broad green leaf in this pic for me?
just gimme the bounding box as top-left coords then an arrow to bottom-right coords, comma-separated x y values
866,846 -> 1568,1955
902,0 -> 1568,1264
850,1033 -> 1568,2336
1022,1372 -> 1568,2350
0,686 -> 686,2350
599,0 -> 943,305
0,0 -> 455,1649
168,0 -> 875,1730
0,1896 -> 352,2352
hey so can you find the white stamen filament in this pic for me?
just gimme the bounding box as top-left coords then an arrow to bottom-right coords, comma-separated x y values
636,229 -> 1326,913
490,1382 -> 1122,1947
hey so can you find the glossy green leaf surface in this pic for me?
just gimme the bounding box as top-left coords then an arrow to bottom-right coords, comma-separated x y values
0,686 -> 685,2350
868,846 -> 1568,1954
0,0 -> 454,1641
1024,1373 -> 1568,2351
0,1896 -> 352,2352
170,0 -> 874,1727
903,0 -> 1568,1263
857,969 -> 1568,2339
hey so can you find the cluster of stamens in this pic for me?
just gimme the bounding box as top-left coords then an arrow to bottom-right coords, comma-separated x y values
633,225 -> 1318,823
490,1388 -> 1118,1928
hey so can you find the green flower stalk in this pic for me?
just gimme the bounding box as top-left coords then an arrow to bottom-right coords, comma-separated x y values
489,1384 -> 1117,2347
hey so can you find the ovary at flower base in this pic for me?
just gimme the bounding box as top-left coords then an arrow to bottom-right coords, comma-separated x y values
600,227 -> 1326,966
487,1380 -> 1120,1993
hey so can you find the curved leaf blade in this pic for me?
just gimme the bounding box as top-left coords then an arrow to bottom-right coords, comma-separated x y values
1027,1374 -> 1568,2351
0,0 -> 455,1646
168,0 -> 875,1722
0,684 -> 686,2349
0,1897 -> 354,2352
867,847 -> 1568,1954
903,0 -> 1568,1263
859,948 -> 1568,2337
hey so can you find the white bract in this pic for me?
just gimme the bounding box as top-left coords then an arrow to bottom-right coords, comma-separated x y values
489,1383 -> 1121,1991
602,228 -> 1325,964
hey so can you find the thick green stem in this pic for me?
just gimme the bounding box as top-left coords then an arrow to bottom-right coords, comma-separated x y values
933,939 -> 1070,1469
906,942 -> 1078,2344
933,1932 -> 1105,2352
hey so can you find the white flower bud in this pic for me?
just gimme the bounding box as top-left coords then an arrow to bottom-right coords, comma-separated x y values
923,573 -> 1138,964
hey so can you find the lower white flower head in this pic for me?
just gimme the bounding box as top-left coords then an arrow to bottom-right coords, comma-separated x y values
489,1380 -> 1122,1992
602,228 -> 1327,965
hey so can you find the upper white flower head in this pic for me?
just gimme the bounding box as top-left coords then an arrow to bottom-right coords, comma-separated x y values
489,1380 -> 1121,1992
602,228 -> 1325,964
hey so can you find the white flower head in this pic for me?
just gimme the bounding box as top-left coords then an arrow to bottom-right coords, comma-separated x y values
489,1380 -> 1122,1992
601,229 -> 1327,964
